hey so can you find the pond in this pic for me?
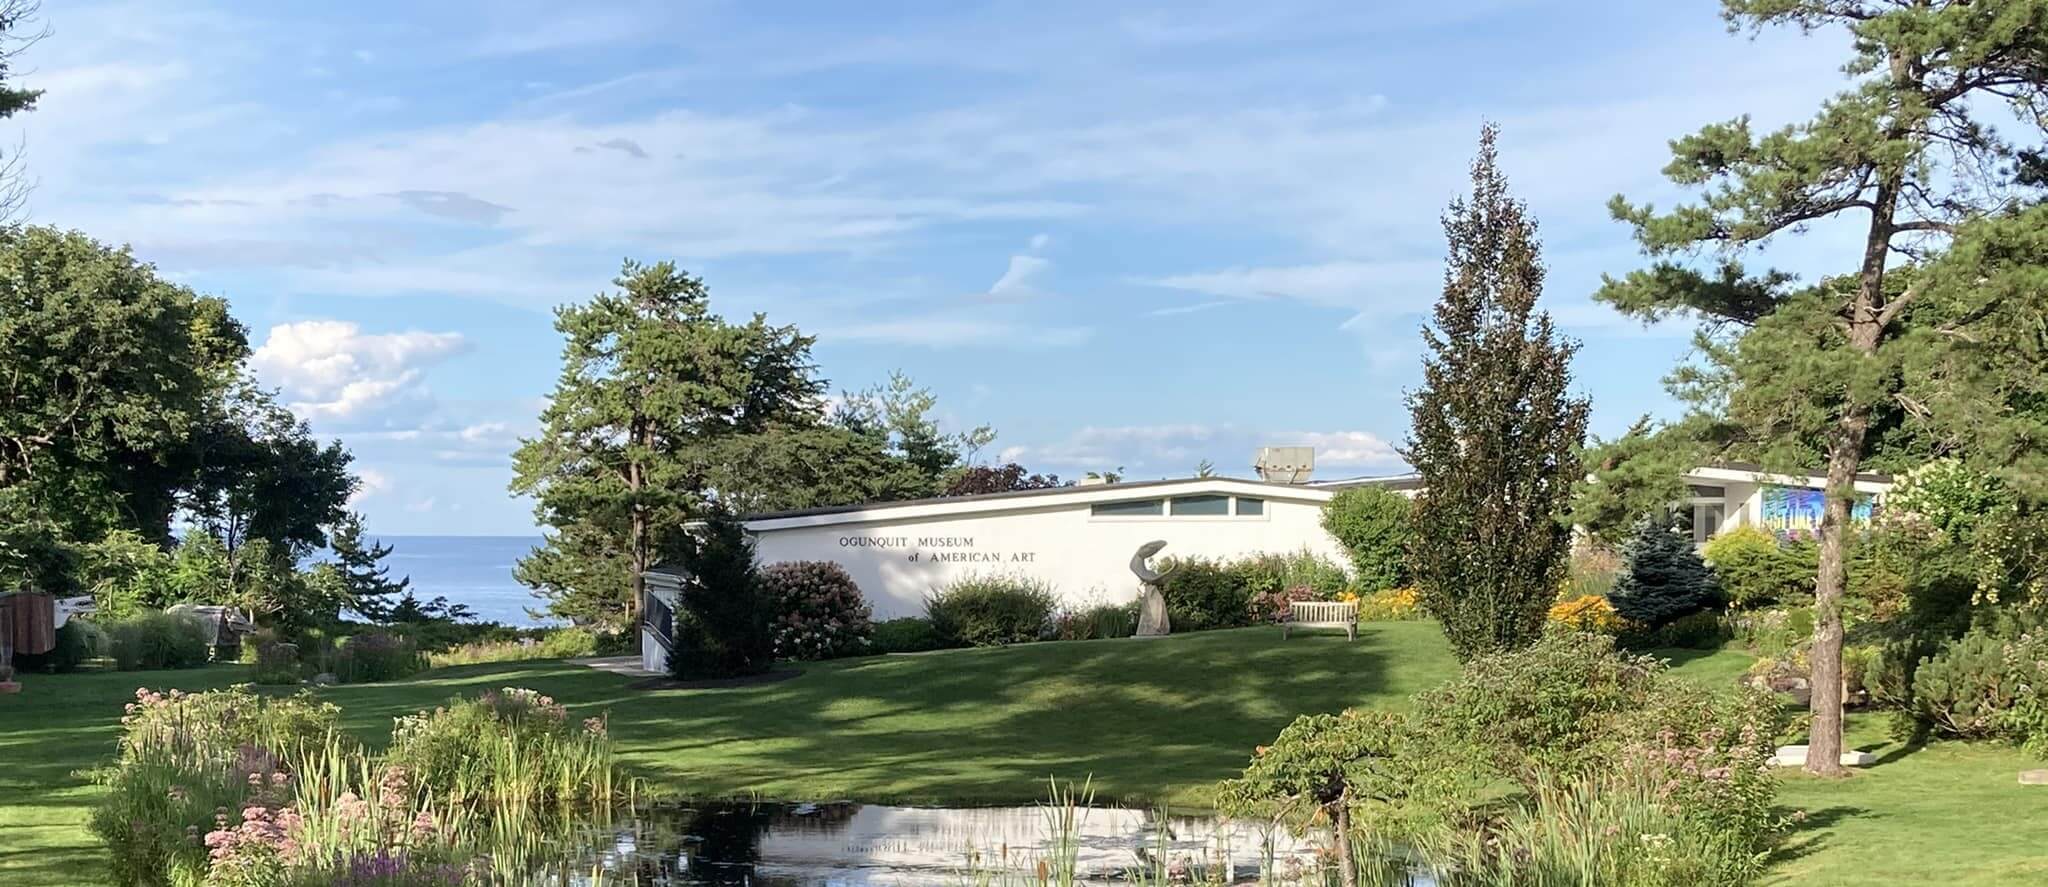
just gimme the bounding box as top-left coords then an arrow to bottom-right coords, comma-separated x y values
538,800 -> 1432,885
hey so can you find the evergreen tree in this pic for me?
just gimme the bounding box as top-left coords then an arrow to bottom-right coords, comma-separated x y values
323,512 -> 410,621
511,261 -> 823,630
1610,517 -> 1721,629
1598,0 -> 2048,775
1405,126 -> 1590,660
667,517 -> 773,679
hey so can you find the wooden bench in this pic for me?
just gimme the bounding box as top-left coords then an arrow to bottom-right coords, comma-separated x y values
1282,600 -> 1359,641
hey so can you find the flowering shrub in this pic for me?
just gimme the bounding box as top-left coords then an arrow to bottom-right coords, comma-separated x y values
95,685 -> 616,886
385,687 -> 615,807
1248,585 -> 1319,623
758,561 -> 874,660
1355,586 -> 1421,622
1548,593 -> 1624,634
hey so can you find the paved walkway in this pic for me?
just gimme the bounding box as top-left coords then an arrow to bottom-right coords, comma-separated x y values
568,655 -> 660,677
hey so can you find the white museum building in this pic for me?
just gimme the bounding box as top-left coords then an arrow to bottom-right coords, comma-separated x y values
639,449 -> 1895,672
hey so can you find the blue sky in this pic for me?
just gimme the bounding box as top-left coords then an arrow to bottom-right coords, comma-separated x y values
18,1 -> 1870,535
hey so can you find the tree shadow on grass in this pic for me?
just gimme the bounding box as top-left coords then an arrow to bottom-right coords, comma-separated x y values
1765,804 -> 1870,868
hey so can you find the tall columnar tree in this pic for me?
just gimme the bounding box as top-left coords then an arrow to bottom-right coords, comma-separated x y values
511,261 -> 825,629
1598,0 -> 2048,775
1405,126 -> 1591,660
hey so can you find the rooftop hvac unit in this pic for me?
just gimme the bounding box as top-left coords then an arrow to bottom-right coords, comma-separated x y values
1254,447 -> 1314,484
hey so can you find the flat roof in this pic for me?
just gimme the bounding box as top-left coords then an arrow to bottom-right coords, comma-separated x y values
743,475 -> 1332,523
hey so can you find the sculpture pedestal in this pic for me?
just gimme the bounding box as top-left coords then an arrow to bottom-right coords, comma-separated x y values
1135,588 -> 1171,637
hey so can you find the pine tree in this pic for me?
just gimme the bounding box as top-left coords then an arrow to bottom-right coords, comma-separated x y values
1404,125 -> 1591,660
1598,0 -> 2048,775
1610,517 -> 1721,629
325,511 -> 409,621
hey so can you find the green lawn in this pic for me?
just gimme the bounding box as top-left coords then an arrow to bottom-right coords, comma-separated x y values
4,622 -> 2043,885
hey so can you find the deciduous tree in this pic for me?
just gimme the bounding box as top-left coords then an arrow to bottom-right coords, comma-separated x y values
1404,125 -> 1590,660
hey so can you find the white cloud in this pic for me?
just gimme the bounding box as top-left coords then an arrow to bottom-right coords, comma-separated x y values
348,468 -> 393,507
249,321 -> 469,425
1028,232 -> 1050,251
984,254 -> 1050,300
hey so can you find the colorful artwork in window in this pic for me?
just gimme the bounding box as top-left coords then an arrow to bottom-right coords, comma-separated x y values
1759,485 -> 1874,534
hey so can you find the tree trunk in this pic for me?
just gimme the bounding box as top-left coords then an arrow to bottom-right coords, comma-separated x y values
1807,174 -> 1895,776
1805,416 -> 1867,777
627,416 -> 649,627
1333,800 -> 1356,887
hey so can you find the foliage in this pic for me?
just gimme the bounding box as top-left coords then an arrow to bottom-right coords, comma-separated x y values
1571,416 -> 1704,548
424,627 -> 602,669
1624,610 -> 1734,651
1611,518 -> 1722,628
1247,585 -> 1319,624
1319,487 -> 1412,590
1548,594 -> 1624,634
1052,602 -> 1135,641
1353,586 -> 1422,622
91,683 -> 619,887
1908,623 -> 2048,754
385,687 -> 617,808
667,518 -> 775,678
510,260 -> 826,632
1563,545 -> 1625,601
250,635 -> 301,686
1410,632 -> 1663,780
942,462 -> 1069,497
1701,525 -> 1814,608
924,573 -> 1057,647
77,530 -> 176,619
332,631 -> 428,684
833,370 -> 997,496
90,686 -> 342,886
106,611 -> 212,671
380,590 -> 477,626
1599,0 -> 2048,773
1887,459 -> 2014,543
319,512 -> 410,622
1156,557 -> 1253,631
869,617 -> 944,653
758,560 -> 874,660
1405,127 -> 1590,661
1232,549 -> 1350,599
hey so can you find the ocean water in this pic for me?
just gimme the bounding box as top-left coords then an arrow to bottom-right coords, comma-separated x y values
378,535 -> 552,627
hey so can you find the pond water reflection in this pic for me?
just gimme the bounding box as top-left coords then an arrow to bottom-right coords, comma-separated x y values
548,800 -> 1372,885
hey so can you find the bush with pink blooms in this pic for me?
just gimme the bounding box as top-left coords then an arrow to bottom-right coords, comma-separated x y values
758,561 -> 874,660
90,684 -> 620,887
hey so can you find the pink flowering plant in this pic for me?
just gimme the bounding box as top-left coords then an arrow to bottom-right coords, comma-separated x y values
758,561 -> 874,660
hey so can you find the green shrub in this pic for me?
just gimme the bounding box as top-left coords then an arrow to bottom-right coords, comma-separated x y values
538,625 -> 600,659
1610,518 -> 1720,628
106,611 -> 211,671
1623,609 -> 1732,651
1909,625 -> 2048,750
759,560 -> 874,660
245,630 -> 302,685
1702,526 -> 1815,608
1231,549 -> 1350,599
668,518 -> 775,679
871,616 -> 944,653
1157,557 -> 1253,631
332,630 -> 427,683
1411,631 -> 1663,779
925,573 -> 1056,646
1321,486 -> 1414,591
385,687 -> 617,808
1054,602 -> 1136,640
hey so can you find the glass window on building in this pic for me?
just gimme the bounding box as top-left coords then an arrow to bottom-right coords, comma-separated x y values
1169,494 -> 1231,516
1235,497 -> 1265,516
1692,503 -> 1724,543
1092,499 -> 1164,516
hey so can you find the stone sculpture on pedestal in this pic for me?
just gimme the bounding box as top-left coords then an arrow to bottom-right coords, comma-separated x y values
1129,540 -> 1175,637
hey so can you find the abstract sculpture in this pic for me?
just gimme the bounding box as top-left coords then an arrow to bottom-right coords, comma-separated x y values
1130,540 -> 1175,637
